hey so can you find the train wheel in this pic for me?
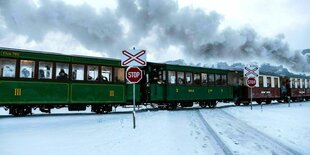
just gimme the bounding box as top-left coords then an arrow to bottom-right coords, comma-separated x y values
243,102 -> 250,106
9,106 -> 31,116
167,103 -> 177,110
234,100 -> 241,106
199,102 -> 207,108
277,100 -> 283,103
266,99 -> 271,104
256,100 -> 262,105
208,101 -> 217,108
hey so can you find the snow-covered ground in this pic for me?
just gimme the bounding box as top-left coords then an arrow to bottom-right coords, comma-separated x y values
0,102 -> 309,155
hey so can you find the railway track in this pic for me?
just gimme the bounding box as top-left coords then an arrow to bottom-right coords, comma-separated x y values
195,110 -> 234,155
198,109 -> 302,155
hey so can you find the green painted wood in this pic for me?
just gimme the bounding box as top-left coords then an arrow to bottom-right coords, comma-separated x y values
166,85 -> 233,101
0,49 -> 71,62
71,57 -> 120,66
165,64 -> 229,74
126,84 -> 141,102
0,81 -> 69,104
71,83 -> 126,103
149,84 -> 165,101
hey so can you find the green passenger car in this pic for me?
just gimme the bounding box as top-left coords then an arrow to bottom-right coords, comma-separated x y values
0,47 -> 140,116
144,63 -> 233,109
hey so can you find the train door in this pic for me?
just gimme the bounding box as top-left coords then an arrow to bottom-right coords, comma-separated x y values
145,64 -> 166,103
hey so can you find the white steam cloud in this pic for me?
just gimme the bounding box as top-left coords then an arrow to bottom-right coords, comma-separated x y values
0,0 -> 309,72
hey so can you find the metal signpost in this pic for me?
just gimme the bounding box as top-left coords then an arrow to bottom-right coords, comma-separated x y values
121,48 -> 146,129
244,65 -> 259,110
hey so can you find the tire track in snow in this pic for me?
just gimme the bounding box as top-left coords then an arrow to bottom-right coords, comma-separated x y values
195,110 -> 234,155
199,109 -> 302,155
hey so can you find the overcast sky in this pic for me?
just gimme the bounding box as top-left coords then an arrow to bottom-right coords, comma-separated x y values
0,0 -> 309,72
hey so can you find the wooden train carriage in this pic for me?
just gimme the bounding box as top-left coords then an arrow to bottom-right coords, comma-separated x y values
230,71 -> 283,105
143,63 -> 233,109
285,76 -> 310,101
0,47 -> 140,116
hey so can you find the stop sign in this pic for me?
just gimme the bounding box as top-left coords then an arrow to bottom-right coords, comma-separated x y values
126,67 -> 142,83
247,77 -> 256,88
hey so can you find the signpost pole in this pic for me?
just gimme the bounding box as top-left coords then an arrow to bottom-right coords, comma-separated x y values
133,83 -> 136,129
251,87 -> 253,110
121,47 -> 146,130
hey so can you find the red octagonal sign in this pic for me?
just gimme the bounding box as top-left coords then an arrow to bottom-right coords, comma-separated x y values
247,77 -> 256,88
126,67 -> 142,83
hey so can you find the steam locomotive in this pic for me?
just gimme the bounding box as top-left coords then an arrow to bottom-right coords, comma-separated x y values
1,47 -> 309,116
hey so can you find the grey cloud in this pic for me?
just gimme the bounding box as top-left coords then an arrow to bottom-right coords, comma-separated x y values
0,0 -> 309,72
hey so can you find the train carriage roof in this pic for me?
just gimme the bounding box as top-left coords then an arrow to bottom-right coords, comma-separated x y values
147,62 -> 231,74
0,47 -> 121,66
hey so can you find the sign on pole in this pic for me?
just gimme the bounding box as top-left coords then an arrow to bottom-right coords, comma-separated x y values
244,65 -> 259,110
246,77 -> 256,88
126,67 -> 143,83
244,65 -> 259,78
121,48 -> 146,66
121,48 -> 146,129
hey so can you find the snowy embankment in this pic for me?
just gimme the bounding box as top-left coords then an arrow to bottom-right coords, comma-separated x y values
0,102 -> 309,155
223,102 -> 310,154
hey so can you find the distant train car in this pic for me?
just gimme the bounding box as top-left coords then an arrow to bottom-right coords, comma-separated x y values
282,76 -> 310,102
0,47 -> 140,116
142,63 -> 234,109
230,71 -> 285,105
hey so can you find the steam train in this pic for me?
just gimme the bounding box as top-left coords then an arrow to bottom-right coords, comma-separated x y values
1,47 -> 310,116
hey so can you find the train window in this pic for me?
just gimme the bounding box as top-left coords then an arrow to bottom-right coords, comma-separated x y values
38,61 -> 53,79
101,66 -> 112,82
259,76 -> 263,87
296,79 -> 300,88
168,71 -> 176,84
20,60 -> 35,79
177,72 -> 184,85
222,75 -> 227,85
208,74 -> 215,85
72,64 -> 84,80
274,78 -> 279,88
308,79 -> 310,88
194,73 -> 201,85
0,58 -> 16,78
267,77 -> 271,87
201,73 -> 207,84
114,67 -> 125,83
56,63 -> 69,80
87,65 -> 98,81
215,74 -> 221,85
301,79 -> 306,88
291,79 -> 295,88
162,70 -> 166,81
186,72 -> 193,85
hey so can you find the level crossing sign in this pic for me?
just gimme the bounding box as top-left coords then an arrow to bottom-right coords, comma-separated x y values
244,65 -> 259,77
121,48 -> 146,66
246,77 -> 256,88
126,67 -> 142,83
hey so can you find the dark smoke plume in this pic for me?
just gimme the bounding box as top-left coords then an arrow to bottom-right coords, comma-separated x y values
0,0 -> 309,73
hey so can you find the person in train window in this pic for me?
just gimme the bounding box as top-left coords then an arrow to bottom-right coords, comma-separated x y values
96,74 -> 108,82
39,69 -> 45,79
57,69 -> 68,80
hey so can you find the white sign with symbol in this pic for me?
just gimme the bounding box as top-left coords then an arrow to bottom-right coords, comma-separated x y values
244,65 -> 259,77
121,48 -> 146,66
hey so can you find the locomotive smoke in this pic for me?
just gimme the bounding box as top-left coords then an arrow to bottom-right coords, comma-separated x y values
0,0 -> 309,73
